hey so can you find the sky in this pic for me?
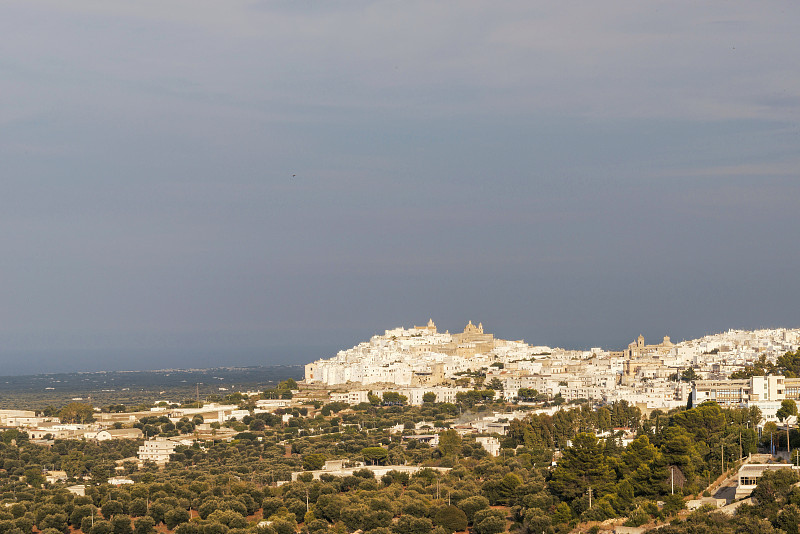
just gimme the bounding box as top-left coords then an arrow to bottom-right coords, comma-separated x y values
2,1 -> 800,375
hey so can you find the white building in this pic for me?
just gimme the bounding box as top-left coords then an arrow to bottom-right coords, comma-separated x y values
330,390 -> 371,405
96,428 -> 143,441
735,462 -> 799,499
137,438 -> 177,465
476,436 -> 501,456
691,375 -> 796,419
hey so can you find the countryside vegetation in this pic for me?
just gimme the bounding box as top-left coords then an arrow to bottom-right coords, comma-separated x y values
0,382 -> 798,534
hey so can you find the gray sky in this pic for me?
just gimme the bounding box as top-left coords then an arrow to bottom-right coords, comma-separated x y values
2,1 -> 799,374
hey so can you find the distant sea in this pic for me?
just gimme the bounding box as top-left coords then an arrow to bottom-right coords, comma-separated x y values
0,345 -> 334,376
0,364 -> 305,410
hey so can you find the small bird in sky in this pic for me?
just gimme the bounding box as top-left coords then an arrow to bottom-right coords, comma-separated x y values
292,174 -> 296,178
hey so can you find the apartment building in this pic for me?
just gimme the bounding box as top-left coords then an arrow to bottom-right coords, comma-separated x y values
137,438 -> 177,465
691,375 -> 800,419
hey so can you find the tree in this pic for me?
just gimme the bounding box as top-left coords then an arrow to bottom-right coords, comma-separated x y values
623,508 -> 649,527
622,435 -> 658,474
200,522 -> 228,534
457,496 -> 490,524
70,506 -> 94,527
133,517 -> 155,534
777,399 -> 797,422
303,453 -> 326,471
207,510 -> 246,529
438,430 -> 462,457
279,378 -> 298,390
550,502 -> 573,528
362,447 -> 388,465
58,402 -> 95,423
271,518 -> 298,534
472,510 -> 506,534
777,349 -> 800,377
198,499 -> 223,521
776,503 -> 800,534
39,514 -> 68,534
164,509 -> 190,530
111,515 -> 133,534
90,521 -> 113,534
661,425 -> 702,483
320,402 -> 349,416
680,368 -> 698,382
340,505 -> 369,531
81,516 -> 94,533
455,390 -> 495,407
307,519 -> 331,534
549,433 -> 616,501
262,497 -> 287,520
671,402 -> 725,441
391,515 -> 432,534
522,508 -> 553,534
423,392 -> 437,403
101,502 -> 124,519
497,472 -> 522,505
382,392 -> 407,405
750,468 -> 800,508
486,378 -> 503,391
23,467 -> 44,488
729,355 -> 775,379
432,506 -> 467,534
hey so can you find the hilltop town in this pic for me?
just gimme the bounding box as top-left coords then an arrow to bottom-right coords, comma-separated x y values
305,320 -> 800,419
4,320 -> 799,462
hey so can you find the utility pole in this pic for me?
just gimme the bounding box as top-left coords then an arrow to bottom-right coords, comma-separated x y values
721,443 -> 724,475
671,466 -> 674,495
587,487 -> 593,509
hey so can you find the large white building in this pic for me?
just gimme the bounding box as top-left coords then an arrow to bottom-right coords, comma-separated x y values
691,375 -> 800,419
138,438 -> 177,465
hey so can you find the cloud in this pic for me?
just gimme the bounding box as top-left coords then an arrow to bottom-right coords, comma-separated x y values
4,1 -> 799,123
2,0 -> 800,366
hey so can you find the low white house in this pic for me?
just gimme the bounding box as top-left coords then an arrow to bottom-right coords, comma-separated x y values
96,428 -> 143,441
67,485 -> 86,496
44,471 -> 68,484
